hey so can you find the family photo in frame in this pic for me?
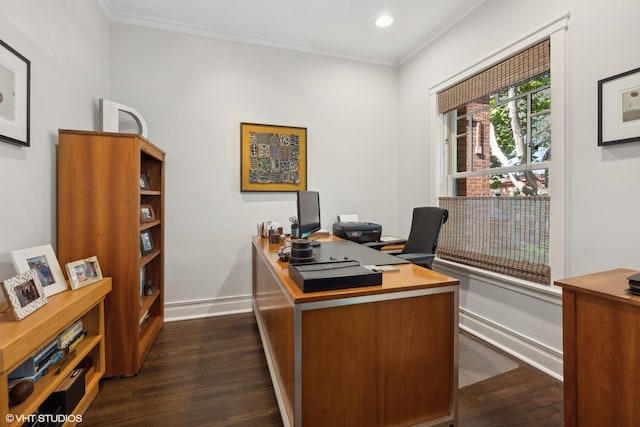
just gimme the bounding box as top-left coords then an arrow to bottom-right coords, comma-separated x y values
65,256 -> 103,290
140,204 -> 156,223
140,229 -> 155,256
11,244 -> 68,297
1,269 -> 48,320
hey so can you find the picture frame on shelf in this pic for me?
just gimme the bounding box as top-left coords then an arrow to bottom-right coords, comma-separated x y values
598,66 -> 640,146
1,269 -> 47,320
140,204 -> 156,223
140,174 -> 151,190
140,229 -> 155,256
11,244 -> 68,297
240,122 -> 307,192
0,38 -> 31,147
65,256 -> 103,290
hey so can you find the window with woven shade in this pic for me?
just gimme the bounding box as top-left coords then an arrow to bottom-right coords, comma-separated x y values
437,39 -> 551,284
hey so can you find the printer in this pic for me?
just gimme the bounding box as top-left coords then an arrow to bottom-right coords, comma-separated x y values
332,221 -> 382,243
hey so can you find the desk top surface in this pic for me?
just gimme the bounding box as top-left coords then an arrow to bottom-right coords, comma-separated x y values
253,236 -> 458,303
555,268 -> 640,306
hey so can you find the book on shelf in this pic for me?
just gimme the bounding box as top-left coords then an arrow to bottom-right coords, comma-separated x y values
8,350 -> 66,386
8,319 -> 86,384
140,266 -> 145,307
139,310 -> 151,331
34,339 -> 59,366
8,338 -> 60,381
57,319 -> 83,349
67,330 -> 87,352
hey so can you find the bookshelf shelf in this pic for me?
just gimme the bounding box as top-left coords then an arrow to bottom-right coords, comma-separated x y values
58,130 -> 165,378
139,291 -> 160,319
140,221 -> 161,231
0,278 -> 111,427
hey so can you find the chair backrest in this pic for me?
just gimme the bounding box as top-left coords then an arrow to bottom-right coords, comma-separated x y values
401,207 -> 449,255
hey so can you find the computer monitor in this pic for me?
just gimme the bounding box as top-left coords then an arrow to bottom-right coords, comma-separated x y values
297,190 -> 321,239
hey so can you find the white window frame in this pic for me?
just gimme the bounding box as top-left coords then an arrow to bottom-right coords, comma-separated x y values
428,14 -> 569,284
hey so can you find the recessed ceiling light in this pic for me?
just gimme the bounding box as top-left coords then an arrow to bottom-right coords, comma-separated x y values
375,15 -> 394,28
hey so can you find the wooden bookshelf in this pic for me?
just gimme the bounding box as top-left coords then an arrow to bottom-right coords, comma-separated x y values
57,130 -> 165,377
0,278 -> 111,426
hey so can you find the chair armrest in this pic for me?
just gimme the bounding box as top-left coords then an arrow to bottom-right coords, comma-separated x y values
395,253 -> 436,263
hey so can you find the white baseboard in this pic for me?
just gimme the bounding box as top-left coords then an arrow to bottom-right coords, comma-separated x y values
164,294 -> 252,322
460,308 -> 563,381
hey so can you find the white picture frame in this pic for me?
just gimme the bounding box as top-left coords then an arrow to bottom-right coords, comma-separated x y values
1,269 -> 48,320
65,256 -> 103,290
11,244 -> 68,297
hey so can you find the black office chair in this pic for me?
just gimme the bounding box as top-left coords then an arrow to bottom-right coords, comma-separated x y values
366,207 -> 448,269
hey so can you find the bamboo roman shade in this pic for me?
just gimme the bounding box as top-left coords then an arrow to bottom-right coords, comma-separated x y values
438,197 -> 550,284
437,39 -> 550,114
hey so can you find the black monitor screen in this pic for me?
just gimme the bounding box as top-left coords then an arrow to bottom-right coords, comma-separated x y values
297,190 -> 321,238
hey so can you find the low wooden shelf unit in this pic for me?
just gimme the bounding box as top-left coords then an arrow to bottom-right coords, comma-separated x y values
0,278 -> 111,427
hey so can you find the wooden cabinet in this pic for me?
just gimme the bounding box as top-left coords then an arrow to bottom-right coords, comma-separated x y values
57,130 -> 165,377
556,268 -> 640,427
0,278 -> 111,426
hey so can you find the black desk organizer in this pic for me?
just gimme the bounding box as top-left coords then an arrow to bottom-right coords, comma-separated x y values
289,260 -> 382,293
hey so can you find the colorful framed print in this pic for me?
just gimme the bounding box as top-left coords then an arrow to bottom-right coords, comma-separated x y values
240,122 -> 307,192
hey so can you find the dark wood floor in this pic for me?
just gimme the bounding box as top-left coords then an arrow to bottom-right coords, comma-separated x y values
83,313 -> 563,426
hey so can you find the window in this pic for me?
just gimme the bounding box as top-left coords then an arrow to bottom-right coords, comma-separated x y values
436,40 -> 552,285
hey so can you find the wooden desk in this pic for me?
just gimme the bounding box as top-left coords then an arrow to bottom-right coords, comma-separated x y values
252,236 -> 459,427
556,268 -> 640,427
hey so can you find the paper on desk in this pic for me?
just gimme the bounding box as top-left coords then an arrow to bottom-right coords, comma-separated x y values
364,265 -> 400,272
338,214 -> 359,222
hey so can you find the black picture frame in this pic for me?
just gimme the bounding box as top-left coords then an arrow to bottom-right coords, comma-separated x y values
140,229 -> 155,256
0,38 -> 31,147
598,66 -> 640,146
140,174 -> 151,190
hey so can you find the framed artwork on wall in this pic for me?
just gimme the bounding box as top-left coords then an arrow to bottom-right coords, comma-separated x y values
598,66 -> 640,146
240,122 -> 307,192
0,38 -> 30,147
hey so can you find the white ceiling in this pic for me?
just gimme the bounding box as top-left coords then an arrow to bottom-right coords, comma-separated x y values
98,0 -> 486,66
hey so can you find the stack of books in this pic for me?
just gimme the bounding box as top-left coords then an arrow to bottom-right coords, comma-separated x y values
57,319 -> 87,353
8,320 -> 87,387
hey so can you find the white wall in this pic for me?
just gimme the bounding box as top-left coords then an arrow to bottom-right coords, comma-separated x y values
3,0 -> 640,377
0,0 -> 110,307
399,0 -> 640,378
109,24 -> 401,318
